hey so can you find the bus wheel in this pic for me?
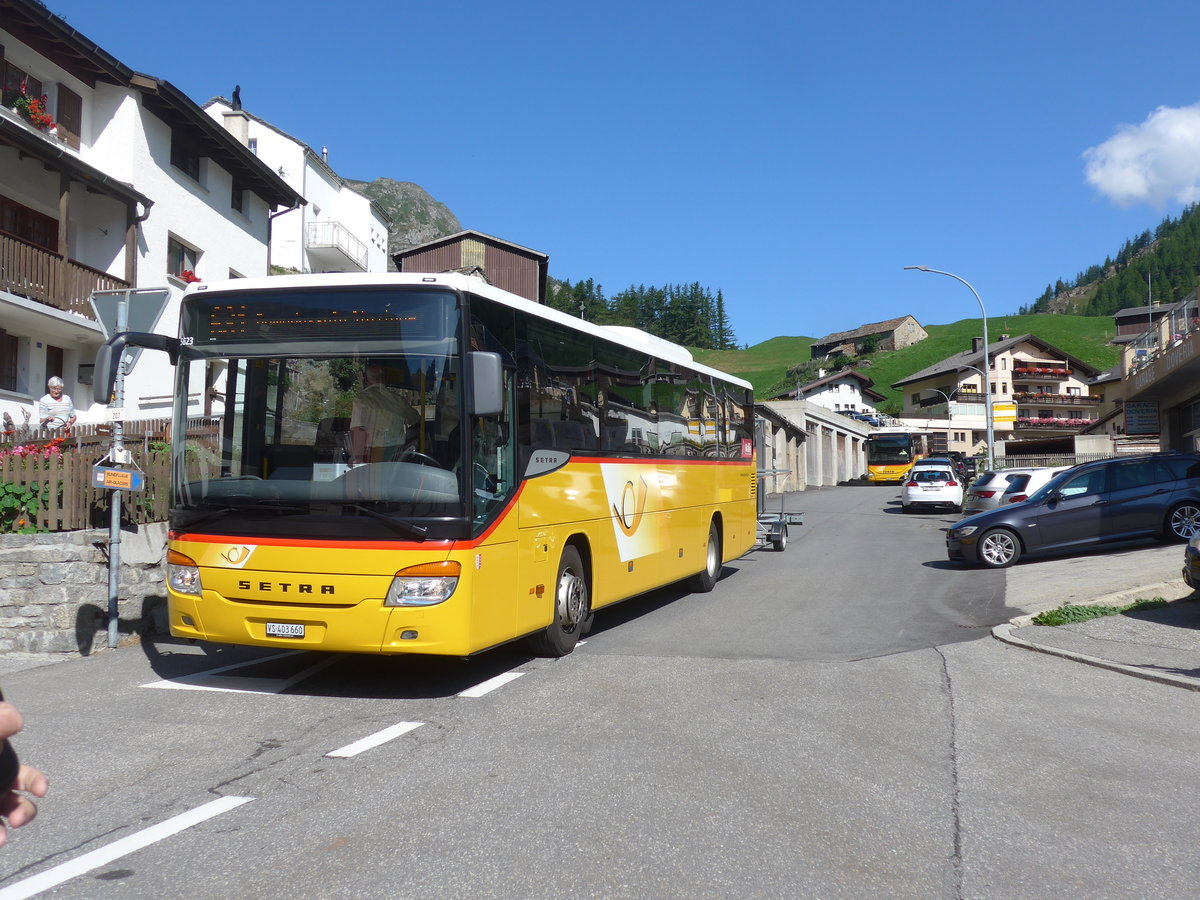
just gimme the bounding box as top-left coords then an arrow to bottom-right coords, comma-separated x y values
688,520 -> 722,593
529,545 -> 588,657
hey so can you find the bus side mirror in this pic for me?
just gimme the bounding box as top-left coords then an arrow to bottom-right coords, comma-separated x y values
469,351 -> 504,417
92,331 -> 181,405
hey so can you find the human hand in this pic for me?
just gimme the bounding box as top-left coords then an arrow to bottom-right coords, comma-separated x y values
0,701 -> 48,848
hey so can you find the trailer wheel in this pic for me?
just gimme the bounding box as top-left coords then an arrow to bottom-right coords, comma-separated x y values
771,525 -> 788,552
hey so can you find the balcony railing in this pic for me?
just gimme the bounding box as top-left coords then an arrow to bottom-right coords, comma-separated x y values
305,220 -> 368,271
1014,417 -> 1097,431
1013,393 -> 1099,406
1012,365 -> 1071,379
0,233 -> 128,317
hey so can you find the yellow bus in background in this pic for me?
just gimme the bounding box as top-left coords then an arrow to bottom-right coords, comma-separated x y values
95,274 -> 757,657
864,429 -> 930,484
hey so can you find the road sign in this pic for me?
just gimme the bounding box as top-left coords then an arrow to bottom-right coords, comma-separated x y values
89,288 -> 171,370
91,466 -> 144,491
992,401 -> 1017,424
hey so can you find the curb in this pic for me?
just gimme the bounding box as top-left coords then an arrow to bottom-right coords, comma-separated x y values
991,623 -> 1200,692
1006,580 -> 1191,627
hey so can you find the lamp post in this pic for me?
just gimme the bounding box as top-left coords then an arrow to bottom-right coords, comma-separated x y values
920,387 -> 955,449
904,266 -> 994,470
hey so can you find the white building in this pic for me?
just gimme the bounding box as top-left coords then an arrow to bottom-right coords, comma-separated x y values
0,0 -> 302,432
204,98 -> 391,275
773,368 -> 886,415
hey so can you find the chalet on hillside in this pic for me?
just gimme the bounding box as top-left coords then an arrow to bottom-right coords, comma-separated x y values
810,315 -> 927,360
394,229 -> 548,304
771,368 -> 886,414
893,334 -> 1104,456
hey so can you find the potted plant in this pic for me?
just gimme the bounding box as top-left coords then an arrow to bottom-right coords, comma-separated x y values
11,80 -> 55,132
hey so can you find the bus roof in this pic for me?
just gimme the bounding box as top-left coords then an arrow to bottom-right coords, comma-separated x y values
184,272 -> 753,391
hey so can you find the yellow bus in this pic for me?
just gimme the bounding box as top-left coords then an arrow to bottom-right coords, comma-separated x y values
864,429 -> 930,483
94,274 -> 758,657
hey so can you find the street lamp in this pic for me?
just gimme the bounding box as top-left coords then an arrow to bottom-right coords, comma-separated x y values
904,266 -> 995,470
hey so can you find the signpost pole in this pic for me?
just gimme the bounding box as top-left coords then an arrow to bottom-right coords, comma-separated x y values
106,292 -> 130,649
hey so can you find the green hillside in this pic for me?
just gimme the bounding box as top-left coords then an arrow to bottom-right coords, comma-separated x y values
691,314 -> 1121,406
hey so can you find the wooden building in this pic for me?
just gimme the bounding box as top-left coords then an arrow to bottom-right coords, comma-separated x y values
393,229 -> 548,304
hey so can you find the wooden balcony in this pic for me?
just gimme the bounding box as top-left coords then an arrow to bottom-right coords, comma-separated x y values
1012,365 -> 1071,380
1014,417 -> 1098,432
0,232 -> 128,318
1013,393 -> 1099,407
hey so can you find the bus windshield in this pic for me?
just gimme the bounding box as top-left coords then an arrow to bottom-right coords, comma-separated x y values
866,435 -> 917,465
172,288 -> 476,538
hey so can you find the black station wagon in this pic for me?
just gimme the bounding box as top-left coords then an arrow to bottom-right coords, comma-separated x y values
946,453 -> 1200,568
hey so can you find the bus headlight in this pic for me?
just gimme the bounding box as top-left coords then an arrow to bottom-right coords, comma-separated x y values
385,561 -> 461,607
167,549 -> 202,596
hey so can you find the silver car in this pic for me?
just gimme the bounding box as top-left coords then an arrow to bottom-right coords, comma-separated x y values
963,470 -> 1024,515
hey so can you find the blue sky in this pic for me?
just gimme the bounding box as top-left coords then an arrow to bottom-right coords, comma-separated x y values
44,0 -> 1200,346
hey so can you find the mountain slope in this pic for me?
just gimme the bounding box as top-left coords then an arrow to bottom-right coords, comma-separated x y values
691,314 -> 1120,405
344,178 -> 462,267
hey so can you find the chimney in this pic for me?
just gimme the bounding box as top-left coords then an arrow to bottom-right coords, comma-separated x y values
972,337 -> 983,354
322,146 -> 329,164
221,109 -> 250,146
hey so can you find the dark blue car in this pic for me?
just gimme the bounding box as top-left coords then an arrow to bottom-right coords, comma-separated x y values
946,453 -> 1200,567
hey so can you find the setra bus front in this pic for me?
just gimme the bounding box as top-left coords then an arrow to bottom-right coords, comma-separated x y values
140,278 -> 515,656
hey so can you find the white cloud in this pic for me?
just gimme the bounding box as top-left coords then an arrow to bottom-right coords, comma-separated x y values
1083,103 -> 1200,207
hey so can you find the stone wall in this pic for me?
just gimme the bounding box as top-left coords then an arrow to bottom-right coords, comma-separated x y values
0,523 -> 168,656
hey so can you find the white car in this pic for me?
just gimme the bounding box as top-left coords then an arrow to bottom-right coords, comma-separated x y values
900,466 -> 964,513
1000,466 -> 1073,505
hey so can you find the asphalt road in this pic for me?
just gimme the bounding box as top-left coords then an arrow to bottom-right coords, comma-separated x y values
2,485 -> 1199,898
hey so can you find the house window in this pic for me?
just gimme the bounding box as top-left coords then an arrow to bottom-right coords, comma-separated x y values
0,195 -> 57,251
0,328 -> 17,392
167,236 -> 199,279
170,132 -> 202,182
1067,386 -> 1081,396
231,183 -> 245,214
56,84 -> 82,150
2,61 -> 41,106
45,344 -> 64,382
248,138 -> 258,155
1069,409 -> 1082,419
1001,384 -> 1008,394
1038,409 -> 1053,419
911,393 -> 921,406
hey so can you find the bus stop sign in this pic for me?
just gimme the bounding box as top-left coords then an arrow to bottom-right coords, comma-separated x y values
91,466 -> 144,491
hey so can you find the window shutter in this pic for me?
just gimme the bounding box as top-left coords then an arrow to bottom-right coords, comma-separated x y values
57,84 -> 82,149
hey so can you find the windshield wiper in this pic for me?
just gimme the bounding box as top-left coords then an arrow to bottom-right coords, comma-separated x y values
351,504 -> 428,540
174,501 -> 307,529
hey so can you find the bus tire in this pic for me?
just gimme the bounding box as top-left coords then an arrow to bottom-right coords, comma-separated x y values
688,520 -> 722,593
528,545 -> 589,657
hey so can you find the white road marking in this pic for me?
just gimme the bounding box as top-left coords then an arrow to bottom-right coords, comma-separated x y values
457,671 -> 524,698
141,652 -> 344,694
325,721 -> 424,758
0,796 -> 254,900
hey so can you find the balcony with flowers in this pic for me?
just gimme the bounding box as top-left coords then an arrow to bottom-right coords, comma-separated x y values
1013,416 -> 1098,432
1011,363 -> 1071,380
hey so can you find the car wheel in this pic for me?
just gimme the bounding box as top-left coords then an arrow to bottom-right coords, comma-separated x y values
1165,502 -> 1200,541
978,528 -> 1021,568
